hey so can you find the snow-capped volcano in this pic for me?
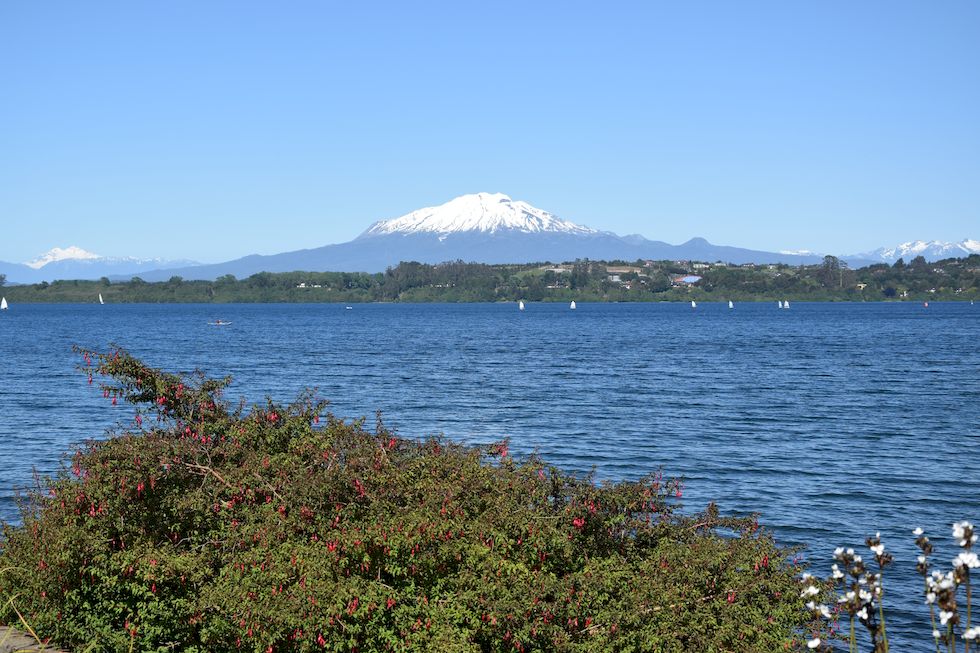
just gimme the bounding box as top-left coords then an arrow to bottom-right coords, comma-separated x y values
855,239 -> 980,263
25,246 -> 101,269
361,192 -> 598,237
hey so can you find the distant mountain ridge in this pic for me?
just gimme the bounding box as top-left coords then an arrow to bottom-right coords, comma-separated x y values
3,194 -> 976,283
123,193 -> 844,281
0,247 -> 197,284
850,239 -> 980,264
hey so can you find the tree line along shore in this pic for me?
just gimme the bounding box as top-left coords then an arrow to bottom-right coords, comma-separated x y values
2,254 -> 977,304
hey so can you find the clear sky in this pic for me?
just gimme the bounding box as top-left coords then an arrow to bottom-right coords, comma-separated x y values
2,1 -> 978,263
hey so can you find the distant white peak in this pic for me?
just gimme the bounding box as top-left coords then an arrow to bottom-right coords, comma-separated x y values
363,192 -> 597,237
879,239 -> 980,259
25,246 -> 101,269
779,249 -> 819,256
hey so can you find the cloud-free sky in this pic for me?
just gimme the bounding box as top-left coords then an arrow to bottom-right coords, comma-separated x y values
2,1 -> 978,263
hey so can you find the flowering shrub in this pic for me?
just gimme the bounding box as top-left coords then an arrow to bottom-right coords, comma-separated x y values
1,348 -> 811,652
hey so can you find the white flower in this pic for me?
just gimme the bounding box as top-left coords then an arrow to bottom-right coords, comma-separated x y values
939,609 -> 955,625
932,629 -> 941,638
953,521 -> 974,546
818,604 -> 831,619
925,592 -> 936,604
913,527 -> 924,536
917,555 -> 927,564
807,637 -> 821,649
859,589 -> 873,602
870,543 -> 884,556
831,564 -> 844,580
857,607 -> 868,620
801,585 -> 820,598
963,626 -> 979,640
953,552 -> 979,569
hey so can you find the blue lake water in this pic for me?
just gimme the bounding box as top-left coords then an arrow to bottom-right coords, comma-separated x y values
1,301 -> 978,647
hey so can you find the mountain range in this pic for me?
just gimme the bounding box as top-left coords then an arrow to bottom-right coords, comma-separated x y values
0,247 -> 197,285
2,193 -> 976,283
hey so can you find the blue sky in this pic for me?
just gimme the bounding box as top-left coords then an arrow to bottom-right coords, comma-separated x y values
2,1 -> 978,263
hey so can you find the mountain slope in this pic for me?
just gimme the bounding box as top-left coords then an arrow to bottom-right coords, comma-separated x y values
130,193 -> 847,281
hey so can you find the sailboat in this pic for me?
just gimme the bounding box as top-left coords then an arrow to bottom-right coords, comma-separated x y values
691,300 -> 697,309
98,293 -> 104,305
569,300 -> 576,310
783,300 -> 790,309
728,300 -> 734,309
778,300 -> 784,309
0,297 -> 7,310
518,300 -> 525,311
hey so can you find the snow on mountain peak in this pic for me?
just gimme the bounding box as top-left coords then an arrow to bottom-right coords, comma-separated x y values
362,192 -> 597,237
25,246 -> 101,269
779,249 -> 820,256
857,239 -> 980,263
879,239 -> 979,260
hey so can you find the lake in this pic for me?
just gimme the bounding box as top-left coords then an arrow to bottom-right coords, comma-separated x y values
1,301 -> 978,647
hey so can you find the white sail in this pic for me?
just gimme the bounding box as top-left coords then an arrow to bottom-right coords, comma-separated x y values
784,300 -> 790,309
0,297 -> 6,310
518,300 -> 525,311
98,293 -> 104,305
570,300 -> 576,310
728,300 -> 734,309
778,301 -> 783,309
691,300 -> 697,308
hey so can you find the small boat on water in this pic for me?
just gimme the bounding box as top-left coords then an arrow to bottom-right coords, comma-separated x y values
519,300 -> 525,311
98,293 -> 104,305
778,300 -> 783,309
208,319 -> 232,326
570,300 -> 576,310
345,306 -> 353,310
0,297 -> 7,310
784,300 -> 790,309
728,300 -> 734,309
691,300 -> 697,309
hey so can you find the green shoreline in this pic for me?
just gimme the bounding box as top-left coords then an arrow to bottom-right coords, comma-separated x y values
2,255 -> 977,304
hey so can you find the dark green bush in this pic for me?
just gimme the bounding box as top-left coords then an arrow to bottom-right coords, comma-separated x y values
1,348 -> 812,652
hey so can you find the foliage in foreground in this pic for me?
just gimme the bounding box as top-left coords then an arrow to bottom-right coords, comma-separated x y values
1,348 -> 812,652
